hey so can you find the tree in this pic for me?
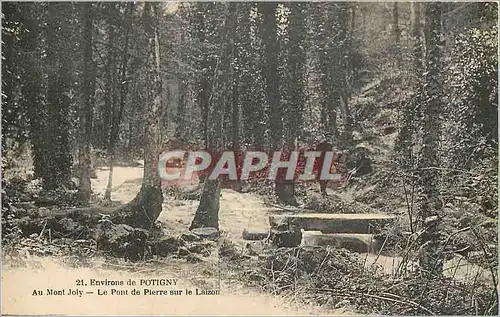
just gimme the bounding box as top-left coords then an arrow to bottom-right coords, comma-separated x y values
104,2 -> 133,202
189,2 -> 219,147
445,25 -> 498,169
77,2 -> 95,204
190,2 -> 239,230
44,2 -> 73,190
259,2 -> 282,150
392,2 -> 400,52
276,2 -> 308,206
259,3 -> 299,205
119,2 -> 164,228
394,2 -> 423,171
417,2 -> 444,276
239,3 -> 266,148
17,4 -> 47,180
314,3 -> 352,140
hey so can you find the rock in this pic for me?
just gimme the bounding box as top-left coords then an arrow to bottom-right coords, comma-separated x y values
151,236 -> 182,257
301,232 -> 380,253
346,146 -> 373,176
383,126 -> 396,135
242,228 -> 269,241
57,217 -> 79,233
36,191 -> 60,207
190,227 -> 219,240
269,213 -> 396,234
178,246 -> 190,257
270,218 -> 302,247
188,244 -> 211,257
181,232 -> 202,242
187,243 -> 209,256
424,215 -> 440,226
37,207 -> 50,217
244,243 -> 259,256
16,216 -> 46,236
10,204 -> 29,217
71,177 -> 80,188
219,240 -> 242,259
186,253 -> 203,263
99,224 -> 149,261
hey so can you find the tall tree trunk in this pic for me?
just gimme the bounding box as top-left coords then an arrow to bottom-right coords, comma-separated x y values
392,2 -> 400,50
418,2 -> 443,277
316,3 -> 339,138
260,2 -> 297,205
239,3 -> 265,148
44,2 -> 73,190
326,97 -> 338,137
190,3 -> 239,230
192,4 -> 216,148
340,3 -> 353,143
77,2 -> 95,204
2,3 -> 17,148
104,3 -> 133,202
20,4 -> 47,181
340,91 -> 352,141
175,78 -> 187,139
411,2 -> 423,73
260,2 -> 282,150
279,2 -> 307,206
121,2 -> 164,228
396,1 -> 424,172
102,18 -> 116,150
231,77 -> 240,150
350,4 -> 356,31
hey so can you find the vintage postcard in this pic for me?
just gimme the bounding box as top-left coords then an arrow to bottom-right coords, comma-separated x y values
1,1 -> 498,315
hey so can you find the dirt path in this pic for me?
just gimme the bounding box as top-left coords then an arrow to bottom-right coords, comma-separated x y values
3,165 -> 350,315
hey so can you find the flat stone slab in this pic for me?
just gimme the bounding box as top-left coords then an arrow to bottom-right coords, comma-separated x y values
301,232 -> 380,253
269,213 -> 396,234
242,228 -> 269,241
190,227 -> 219,240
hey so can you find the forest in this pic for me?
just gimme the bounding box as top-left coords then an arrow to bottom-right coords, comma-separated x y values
1,2 -> 498,316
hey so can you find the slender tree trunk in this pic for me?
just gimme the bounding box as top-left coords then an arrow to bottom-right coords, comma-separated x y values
260,2 -> 298,205
77,2 -> 95,204
2,3 -> 16,148
418,2 -> 443,277
231,48 -> 242,192
190,3 -> 239,230
102,20 -> 116,150
340,92 -> 352,140
119,2 -> 164,228
411,2 -> 423,73
396,1 -> 424,172
392,2 -> 400,50
326,97 -> 338,137
316,4 -> 339,139
193,6 -> 215,148
175,78 -> 187,139
278,2 -> 307,206
231,76 -> 240,150
21,4 -> 47,181
104,3 -> 133,202
44,2 -> 72,190
260,2 -> 282,150
338,3 -> 353,143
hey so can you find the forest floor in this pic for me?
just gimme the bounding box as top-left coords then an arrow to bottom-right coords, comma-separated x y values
2,154 -> 496,315
2,164 -> 351,315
